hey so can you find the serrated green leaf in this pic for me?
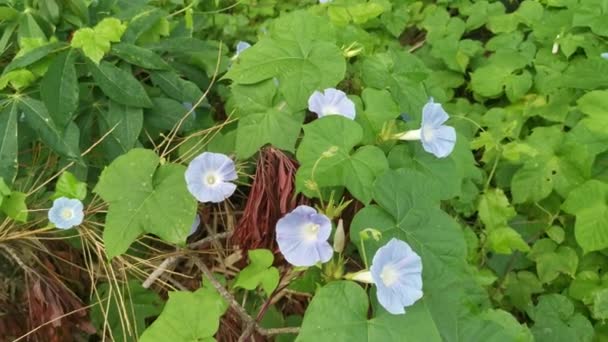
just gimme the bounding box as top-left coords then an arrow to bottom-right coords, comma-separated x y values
88,61 -> 152,108
71,18 -> 126,64
93,149 -> 197,258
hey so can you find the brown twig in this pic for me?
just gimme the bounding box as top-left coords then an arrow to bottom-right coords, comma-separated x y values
192,258 -> 300,341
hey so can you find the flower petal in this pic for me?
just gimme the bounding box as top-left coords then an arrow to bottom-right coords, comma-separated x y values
48,197 -> 84,229
185,152 -> 238,203
369,238 -> 423,315
276,205 -> 333,266
421,99 -> 449,128
307,88 -> 356,120
421,125 -> 456,158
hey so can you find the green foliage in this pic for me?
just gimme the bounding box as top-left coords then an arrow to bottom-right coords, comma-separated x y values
71,18 -> 126,64
2,0 -> 608,340
94,149 -> 197,258
139,284 -> 228,342
233,249 -> 280,296
90,281 -> 164,341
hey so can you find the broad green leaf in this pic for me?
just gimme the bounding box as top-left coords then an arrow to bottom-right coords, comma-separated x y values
88,61 -> 152,108
592,288 -> 608,320
224,12 -> 345,110
349,169 -> 470,340
527,294 -> 594,342
1,191 -> 27,222
18,97 -> 80,158
504,271 -> 544,310
53,171 -> 87,200
328,2 -> 386,26
0,103 -> 18,183
295,116 -> 388,204
577,90 -> 608,125
297,281 -> 441,342
359,51 -> 429,115
562,180 -> 608,253
387,144 -> 461,200
510,126 -> 590,203
358,88 -> 400,143
232,78 -> 303,158
40,50 -> 79,129
71,18 -> 126,64
139,286 -> 227,342
233,249 -> 280,295
90,281 -> 164,341
112,43 -> 169,70
528,239 -> 577,283
236,108 -> 303,159
93,149 -> 197,258
99,101 -> 143,161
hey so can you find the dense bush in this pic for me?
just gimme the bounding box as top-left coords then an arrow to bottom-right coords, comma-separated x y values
1,0 -> 608,341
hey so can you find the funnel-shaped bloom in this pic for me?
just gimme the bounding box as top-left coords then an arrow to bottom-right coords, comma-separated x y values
276,205 -> 333,267
308,88 -> 356,120
396,98 -> 456,158
48,197 -> 84,229
601,52 -> 608,59
185,152 -> 238,203
370,238 -> 423,315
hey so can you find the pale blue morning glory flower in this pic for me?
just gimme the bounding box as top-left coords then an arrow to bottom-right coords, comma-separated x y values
319,0 -> 332,3
185,152 -> 238,203
182,102 -> 197,119
601,52 -> 608,59
276,205 -> 333,267
189,214 -> 201,237
48,197 -> 84,229
235,41 -> 251,57
370,238 -> 423,315
397,98 -> 456,158
308,88 -> 356,120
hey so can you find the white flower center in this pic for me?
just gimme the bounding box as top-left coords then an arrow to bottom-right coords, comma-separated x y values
321,105 -> 340,116
422,126 -> 435,141
380,264 -> 399,287
302,223 -> 321,241
203,173 -> 220,186
61,208 -> 74,220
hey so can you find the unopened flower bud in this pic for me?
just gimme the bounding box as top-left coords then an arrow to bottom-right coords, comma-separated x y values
333,219 -> 346,253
